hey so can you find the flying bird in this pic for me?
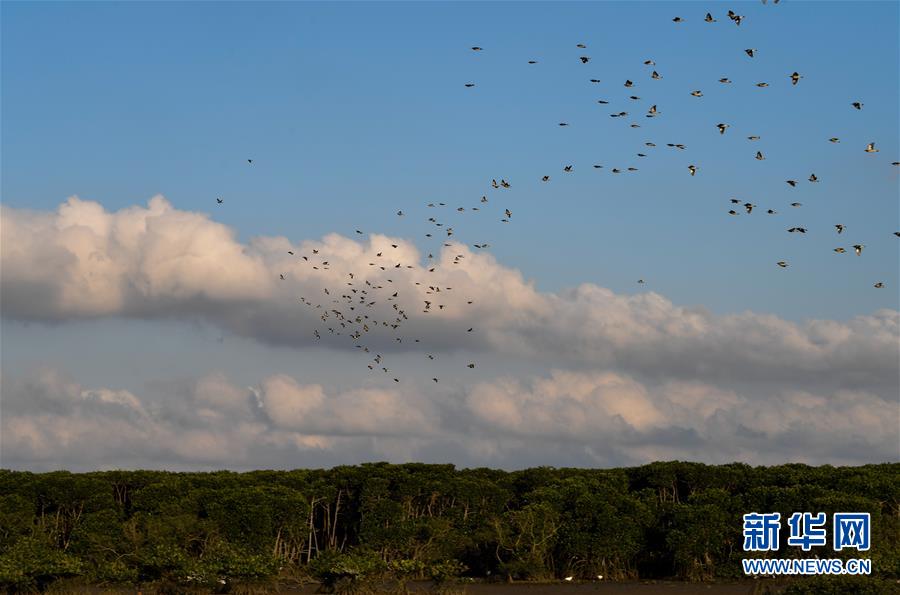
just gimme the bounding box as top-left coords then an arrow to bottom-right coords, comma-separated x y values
717,123 -> 729,134
835,224 -> 845,234
852,102 -> 863,110
790,72 -> 802,85
853,244 -> 864,256
865,142 -> 879,153
705,12 -> 716,22
745,49 -> 757,58
776,261 -> 788,268
688,165 -> 697,176
216,197 -> 223,204
727,10 -> 744,25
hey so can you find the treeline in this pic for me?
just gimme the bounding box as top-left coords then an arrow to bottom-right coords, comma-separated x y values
0,462 -> 898,592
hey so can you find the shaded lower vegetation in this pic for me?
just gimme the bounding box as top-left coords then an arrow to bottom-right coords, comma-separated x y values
0,462 -> 897,592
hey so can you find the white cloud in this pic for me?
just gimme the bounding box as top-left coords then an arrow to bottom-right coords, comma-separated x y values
2,196 -> 897,393
2,368 -> 896,470
1,196 -> 898,470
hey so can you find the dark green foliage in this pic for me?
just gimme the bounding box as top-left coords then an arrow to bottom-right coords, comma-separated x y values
0,462 -> 896,591
0,536 -> 84,591
308,548 -> 386,593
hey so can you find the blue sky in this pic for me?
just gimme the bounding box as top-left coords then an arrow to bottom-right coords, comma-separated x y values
1,2 -> 898,470
4,1 -> 897,319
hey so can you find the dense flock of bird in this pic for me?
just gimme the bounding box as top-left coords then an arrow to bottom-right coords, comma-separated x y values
217,2 -> 898,385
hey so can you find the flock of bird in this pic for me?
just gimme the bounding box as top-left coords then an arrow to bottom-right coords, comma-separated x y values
463,5 -> 897,280
216,2 -> 897,386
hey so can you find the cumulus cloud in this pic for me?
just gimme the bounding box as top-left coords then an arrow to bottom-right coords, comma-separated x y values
2,196 -> 898,394
466,371 -> 899,466
256,374 -> 437,437
2,368 -> 896,471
